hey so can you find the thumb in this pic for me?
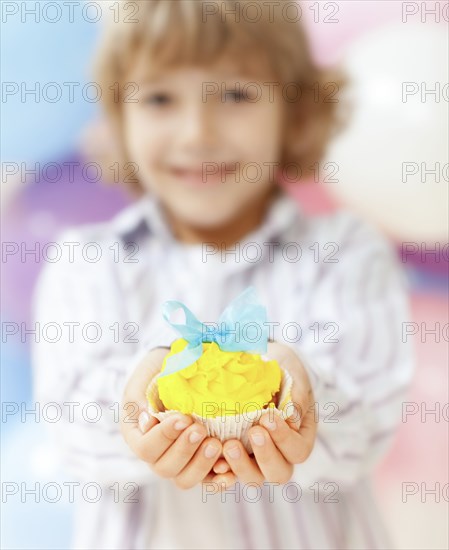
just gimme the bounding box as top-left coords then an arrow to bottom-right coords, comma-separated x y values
137,410 -> 159,434
284,402 -> 302,432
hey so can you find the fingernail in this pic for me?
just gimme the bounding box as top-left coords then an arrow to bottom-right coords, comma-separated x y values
174,418 -> 189,431
189,431 -> 203,444
138,411 -> 150,434
251,432 -> 265,446
205,444 -> 219,458
226,446 -> 241,460
262,417 -> 277,431
288,404 -> 302,422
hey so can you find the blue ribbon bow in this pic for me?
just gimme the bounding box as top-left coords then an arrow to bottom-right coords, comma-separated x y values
160,286 -> 268,377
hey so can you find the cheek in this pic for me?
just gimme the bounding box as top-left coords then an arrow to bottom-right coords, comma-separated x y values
123,111 -> 144,159
231,104 -> 284,163
123,110 -> 165,172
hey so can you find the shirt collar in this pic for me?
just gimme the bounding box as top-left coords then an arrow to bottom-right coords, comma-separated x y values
115,190 -> 300,264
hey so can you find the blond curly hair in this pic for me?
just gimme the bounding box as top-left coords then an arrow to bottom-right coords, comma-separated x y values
90,0 -> 347,194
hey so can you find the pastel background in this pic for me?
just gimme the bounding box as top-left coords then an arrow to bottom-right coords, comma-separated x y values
1,1 -> 447,548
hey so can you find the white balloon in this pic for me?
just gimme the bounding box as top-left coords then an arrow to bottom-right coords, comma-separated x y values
325,23 -> 448,241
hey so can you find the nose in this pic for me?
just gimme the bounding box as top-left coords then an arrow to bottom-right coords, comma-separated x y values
178,101 -> 217,155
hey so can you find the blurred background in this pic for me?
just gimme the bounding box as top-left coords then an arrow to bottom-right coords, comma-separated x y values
1,1 -> 448,548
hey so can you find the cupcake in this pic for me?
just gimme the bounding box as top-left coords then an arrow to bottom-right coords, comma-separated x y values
146,287 -> 293,453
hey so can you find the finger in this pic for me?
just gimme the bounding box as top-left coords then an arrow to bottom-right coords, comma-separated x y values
127,413 -> 193,464
293,404 -> 317,459
212,472 -> 237,490
121,407 -> 159,443
120,348 -> 170,439
222,440 -> 265,486
213,458 -> 231,474
247,426 -> 293,484
265,341 -> 313,432
137,410 -> 158,434
125,347 -> 170,399
201,474 -> 220,495
174,438 -> 222,490
121,406 -> 158,450
259,409 -> 316,464
284,402 -> 302,433
201,472 -> 237,492
152,423 -> 208,478
286,389 -> 314,433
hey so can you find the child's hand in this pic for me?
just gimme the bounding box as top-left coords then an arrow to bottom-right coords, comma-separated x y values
218,342 -> 316,486
120,348 -> 237,490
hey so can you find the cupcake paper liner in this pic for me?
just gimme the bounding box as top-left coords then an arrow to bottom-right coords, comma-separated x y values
146,362 -> 293,454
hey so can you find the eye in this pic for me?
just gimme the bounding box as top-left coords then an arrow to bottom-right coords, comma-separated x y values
145,93 -> 172,106
223,89 -> 250,102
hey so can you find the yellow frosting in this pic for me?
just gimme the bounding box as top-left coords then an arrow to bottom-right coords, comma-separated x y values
156,338 -> 282,417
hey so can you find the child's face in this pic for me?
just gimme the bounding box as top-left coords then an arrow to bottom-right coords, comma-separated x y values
123,56 -> 285,229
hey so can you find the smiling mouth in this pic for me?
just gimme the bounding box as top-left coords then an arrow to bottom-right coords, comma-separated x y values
170,164 -> 238,187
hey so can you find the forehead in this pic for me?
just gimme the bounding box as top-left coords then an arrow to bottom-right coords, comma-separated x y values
126,43 -> 277,85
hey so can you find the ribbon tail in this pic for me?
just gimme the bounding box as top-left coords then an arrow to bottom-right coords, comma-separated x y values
160,340 -> 203,377
161,300 -> 204,375
218,286 -> 268,353
162,301 -> 204,341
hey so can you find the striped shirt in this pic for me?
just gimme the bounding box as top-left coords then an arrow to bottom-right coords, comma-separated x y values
32,191 -> 414,549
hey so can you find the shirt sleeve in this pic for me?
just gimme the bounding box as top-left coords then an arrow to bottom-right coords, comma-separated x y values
285,215 -> 414,489
30,229 -> 161,487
